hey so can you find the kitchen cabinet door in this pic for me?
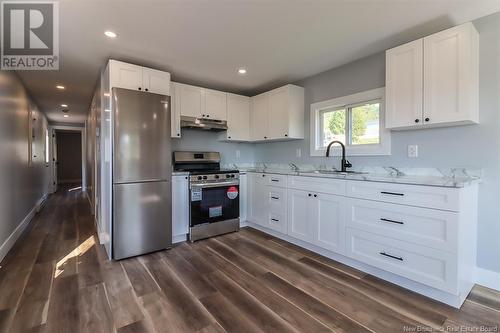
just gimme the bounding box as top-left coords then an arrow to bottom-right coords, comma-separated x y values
109,60 -> 143,92
170,83 -> 181,138
248,173 -> 268,226
287,189 -> 314,242
178,84 -> 204,118
250,93 -> 269,141
423,23 -> 479,126
312,193 -> 345,254
268,86 -> 289,139
204,89 -> 227,120
172,175 -> 189,243
142,67 -> 171,95
385,39 -> 423,129
225,93 -> 250,141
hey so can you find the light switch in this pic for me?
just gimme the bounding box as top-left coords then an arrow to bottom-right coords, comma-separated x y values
296,148 -> 301,158
236,150 -> 241,159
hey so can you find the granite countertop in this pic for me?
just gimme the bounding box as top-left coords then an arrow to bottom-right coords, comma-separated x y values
241,168 -> 480,188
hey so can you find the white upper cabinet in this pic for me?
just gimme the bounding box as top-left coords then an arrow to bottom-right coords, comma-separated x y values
250,93 -> 269,141
221,93 -> 250,141
109,60 -> 170,95
250,84 -> 305,141
174,83 -> 227,121
385,22 -> 478,130
204,89 -> 227,120
423,23 -> 479,126
386,39 -> 423,128
109,60 -> 143,91
142,67 -> 171,95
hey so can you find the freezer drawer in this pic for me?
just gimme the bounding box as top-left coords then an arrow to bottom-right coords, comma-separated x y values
113,181 -> 172,259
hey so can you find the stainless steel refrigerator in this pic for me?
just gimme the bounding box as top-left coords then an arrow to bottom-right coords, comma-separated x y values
112,87 -> 172,260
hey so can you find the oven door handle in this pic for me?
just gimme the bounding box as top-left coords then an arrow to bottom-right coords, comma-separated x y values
191,181 -> 239,189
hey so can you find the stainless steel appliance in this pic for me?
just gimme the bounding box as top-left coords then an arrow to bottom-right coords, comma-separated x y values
173,151 -> 239,241
180,116 -> 228,131
112,88 -> 172,260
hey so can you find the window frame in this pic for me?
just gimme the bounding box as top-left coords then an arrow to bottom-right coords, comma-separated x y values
310,87 -> 391,156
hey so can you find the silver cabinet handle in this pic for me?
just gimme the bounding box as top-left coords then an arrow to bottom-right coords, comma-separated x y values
380,218 -> 404,225
379,252 -> 403,261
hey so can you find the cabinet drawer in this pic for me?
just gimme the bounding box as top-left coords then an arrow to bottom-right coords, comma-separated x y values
288,176 -> 346,196
346,228 -> 457,293
346,181 -> 459,211
265,174 -> 287,187
268,212 -> 287,233
268,186 -> 287,215
346,199 -> 458,253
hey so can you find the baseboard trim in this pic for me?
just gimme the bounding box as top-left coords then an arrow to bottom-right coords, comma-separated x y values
0,194 -> 47,263
475,267 -> 500,291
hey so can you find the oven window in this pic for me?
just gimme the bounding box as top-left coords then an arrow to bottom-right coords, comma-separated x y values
190,185 -> 239,226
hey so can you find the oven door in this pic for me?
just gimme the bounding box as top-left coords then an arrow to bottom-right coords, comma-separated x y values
190,182 -> 240,227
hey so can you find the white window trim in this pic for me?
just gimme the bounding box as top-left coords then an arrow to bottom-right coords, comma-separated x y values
310,87 -> 391,156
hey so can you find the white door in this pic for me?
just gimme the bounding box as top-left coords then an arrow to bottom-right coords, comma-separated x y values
423,23 -> 477,125
109,60 -> 143,91
312,193 -> 345,254
250,93 -> 269,141
204,89 -> 227,120
178,84 -> 204,118
226,93 -> 250,141
385,39 -> 423,128
268,86 -> 289,139
287,189 -> 314,242
142,68 -> 171,95
172,175 -> 189,242
248,173 -> 268,226
170,83 -> 181,138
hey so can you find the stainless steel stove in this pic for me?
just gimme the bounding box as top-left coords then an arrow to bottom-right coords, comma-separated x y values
173,151 -> 240,241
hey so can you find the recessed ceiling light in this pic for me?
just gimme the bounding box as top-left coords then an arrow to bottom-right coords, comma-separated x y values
104,31 -> 117,38
56,85 -> 65,90
61,104 -> 68,107
238,68 -> 247,75
63,114 -> 69,118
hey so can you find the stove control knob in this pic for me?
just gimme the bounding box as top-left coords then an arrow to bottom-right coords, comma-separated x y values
214,175 -> 219,179
230,174 -> 235,178
226,174 -> 231,178
202,176 -> 208,180
197,176 -> 202,180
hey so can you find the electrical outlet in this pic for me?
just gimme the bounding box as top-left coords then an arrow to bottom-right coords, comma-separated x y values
296,148 -> 302,158
407,145 -> 418,158
236,150 -> 241,159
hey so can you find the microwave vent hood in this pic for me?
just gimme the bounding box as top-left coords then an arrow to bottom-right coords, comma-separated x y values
180,116 -> 228,131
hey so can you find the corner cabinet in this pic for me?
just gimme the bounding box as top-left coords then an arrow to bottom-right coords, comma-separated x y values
250,84 -> 305,141
385,22 -> 478,130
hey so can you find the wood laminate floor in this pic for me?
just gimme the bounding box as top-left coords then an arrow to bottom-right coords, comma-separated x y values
0,186 -> 499,333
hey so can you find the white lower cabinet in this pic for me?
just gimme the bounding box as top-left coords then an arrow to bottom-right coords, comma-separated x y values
172,175 -> 189,243
246,172 -> 478,307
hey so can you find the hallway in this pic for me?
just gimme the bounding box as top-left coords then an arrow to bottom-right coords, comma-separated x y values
0,187 -> 499,332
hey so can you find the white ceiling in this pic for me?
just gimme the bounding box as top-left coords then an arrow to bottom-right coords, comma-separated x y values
16,0 -> 500,125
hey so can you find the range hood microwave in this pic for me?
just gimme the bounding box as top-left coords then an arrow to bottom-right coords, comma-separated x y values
180,116 -> 228,131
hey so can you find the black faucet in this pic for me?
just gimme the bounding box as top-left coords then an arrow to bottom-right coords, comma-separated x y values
325,141 -> 352,172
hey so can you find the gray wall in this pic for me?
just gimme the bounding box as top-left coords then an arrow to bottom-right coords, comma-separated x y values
0,71 -> 50,257
56,131 -> 82,183
254,12 -> 500,274
172,129 -> 255,164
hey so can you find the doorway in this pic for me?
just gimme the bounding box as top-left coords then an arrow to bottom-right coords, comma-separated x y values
55,130 -> 82,186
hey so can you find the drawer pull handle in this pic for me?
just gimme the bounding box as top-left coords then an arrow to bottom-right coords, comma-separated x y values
271,196 -> 280,200
380,252 -> 403,261
271,179 -> 279,182
380,191 -> 404,196
271,218 -> 280,222
380,218 -> 404,225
